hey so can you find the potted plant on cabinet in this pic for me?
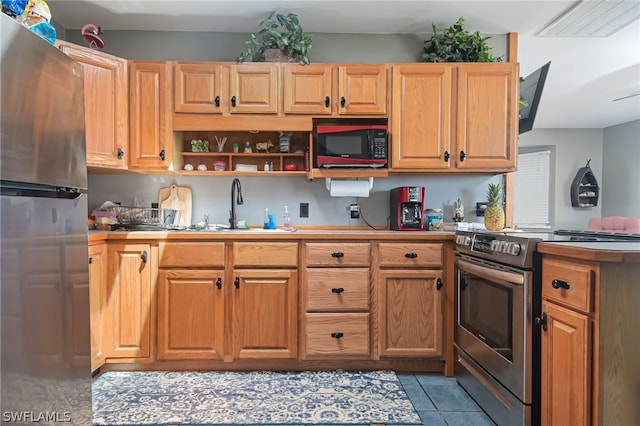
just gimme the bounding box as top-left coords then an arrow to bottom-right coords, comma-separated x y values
237,11 -> 312,65
422,17 -> 501,63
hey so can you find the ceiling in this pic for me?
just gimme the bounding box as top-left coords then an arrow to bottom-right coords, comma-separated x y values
45,0 -> 640,130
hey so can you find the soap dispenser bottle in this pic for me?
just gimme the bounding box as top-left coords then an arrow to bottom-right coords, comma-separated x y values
283,205 -> 292,230
263,208 -> 270,229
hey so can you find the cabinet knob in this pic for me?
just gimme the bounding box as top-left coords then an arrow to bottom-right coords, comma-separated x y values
88,257 -> 93,264
324,96 -> 330,107
551,279 -> 570,290
215,96 -> 220,107
234,276 -> 240,289
159,149 -> 166,161
331,332 -> 344,339
216,277 -> 222,289
231,96 -> 237,107
437,277 -> 443,291
331,252 -> 344,258
331,287 -> 344,294
140,250 -> 148,263
535,312 -> 548,332
459,150 -> 466,162
117,147 -> 125,160
340,96 -> 346,108
444,151 -> 450,162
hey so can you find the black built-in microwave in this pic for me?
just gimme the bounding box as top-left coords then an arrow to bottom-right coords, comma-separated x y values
314,124 -> 388,168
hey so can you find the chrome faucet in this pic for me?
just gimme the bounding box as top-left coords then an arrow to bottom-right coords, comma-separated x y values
229,178 -> 244,229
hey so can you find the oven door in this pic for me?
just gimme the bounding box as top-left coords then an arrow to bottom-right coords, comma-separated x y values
455,253 -> 532,404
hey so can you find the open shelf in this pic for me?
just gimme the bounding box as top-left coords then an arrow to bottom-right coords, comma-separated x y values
570,160 -> 599,207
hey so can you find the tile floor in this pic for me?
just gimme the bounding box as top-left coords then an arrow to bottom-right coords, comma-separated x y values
394,374 -> 496,426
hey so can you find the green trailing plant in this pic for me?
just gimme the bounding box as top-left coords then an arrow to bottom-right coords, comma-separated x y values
237,11 -> 312,65
422,17 -> 502,63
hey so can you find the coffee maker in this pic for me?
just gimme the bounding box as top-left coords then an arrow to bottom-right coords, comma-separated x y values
390,186 -> 425,231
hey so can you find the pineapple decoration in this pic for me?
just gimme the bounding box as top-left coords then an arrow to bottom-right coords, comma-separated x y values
484,183 -> 505,231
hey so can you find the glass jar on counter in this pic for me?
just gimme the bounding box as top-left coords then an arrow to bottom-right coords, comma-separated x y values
426,208 -> 443,231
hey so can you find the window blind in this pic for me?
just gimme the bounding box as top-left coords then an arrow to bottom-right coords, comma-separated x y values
514,150 -> 551,228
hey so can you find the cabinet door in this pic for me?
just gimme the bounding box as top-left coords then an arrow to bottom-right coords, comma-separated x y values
231,269 -> 298,359
128,61 -> 172,170
338,65 -> 387,115
157,270 -> 224,360
390,64 -> 453,169
57,41 -> 128,169
88,243 -> 107,371
541,301 -> 590,426
105,243 -> 153,359
282,64 -> 332,114
174,62 -> 223,113
229,64 -> 279,114
455,63 -> 518,171
378,269 -> 443,357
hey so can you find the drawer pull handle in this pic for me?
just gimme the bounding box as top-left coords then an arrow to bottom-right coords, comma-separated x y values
331,252 -> 344,258
331,287 -> 344,294
551,279 -> 570,290
405,252 -> 418,258
331,332 -> 344,339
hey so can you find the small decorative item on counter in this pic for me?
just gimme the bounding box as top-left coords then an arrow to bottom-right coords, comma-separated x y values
484,183 -> 505,231
281,205 -> 295,231
263,208 -> 270,229
233,143 -> 239,153
197,164 -> 207,171
453,198 -> 464,222
426,208 -> 443,231
190,139 -> 209,152
183,163 -> 194,171
213,160 -> 226,171
263,161 -> 270,171
243,141 -> 252,153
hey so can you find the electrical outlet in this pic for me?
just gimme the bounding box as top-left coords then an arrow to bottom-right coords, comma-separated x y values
349,204 -> 360,219
300,202 -> 309,218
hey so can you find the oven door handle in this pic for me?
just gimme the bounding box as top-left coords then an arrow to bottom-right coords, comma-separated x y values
456,258 -> 524,286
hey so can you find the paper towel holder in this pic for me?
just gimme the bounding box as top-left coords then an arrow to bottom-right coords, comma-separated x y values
325,178 -> 374,197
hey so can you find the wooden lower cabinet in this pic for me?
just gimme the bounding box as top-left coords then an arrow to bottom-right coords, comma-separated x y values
539,252 -> 640,426
231,268 -> 298,359
88,243 -> 107,371
378,269 -> 443,357
540,300 -> 589,426
156,269 -> 225,360
104,243 -> 154,360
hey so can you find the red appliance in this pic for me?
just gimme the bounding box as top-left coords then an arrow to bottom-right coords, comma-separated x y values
390,186 -> 425,231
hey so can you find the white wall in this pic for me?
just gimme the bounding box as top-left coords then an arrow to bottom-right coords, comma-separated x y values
602,120 -> 640,217
518,129 -> 604,230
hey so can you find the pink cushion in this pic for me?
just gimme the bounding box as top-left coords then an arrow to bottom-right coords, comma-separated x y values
587,216 -> 640,234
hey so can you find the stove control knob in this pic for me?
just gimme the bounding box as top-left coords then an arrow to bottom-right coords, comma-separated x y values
507,242 -> 522,256
499,241 -> 509,253
490,240 -> 500,251
456,235 -> 471,246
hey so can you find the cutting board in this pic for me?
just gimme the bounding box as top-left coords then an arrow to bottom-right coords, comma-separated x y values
159,184 -> 192,227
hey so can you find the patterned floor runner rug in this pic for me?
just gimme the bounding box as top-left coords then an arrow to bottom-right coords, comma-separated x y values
92,370 -> 422,425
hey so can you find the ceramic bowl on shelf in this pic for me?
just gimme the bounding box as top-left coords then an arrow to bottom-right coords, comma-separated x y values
213,161 -> 226,171
284,164 -> 299,171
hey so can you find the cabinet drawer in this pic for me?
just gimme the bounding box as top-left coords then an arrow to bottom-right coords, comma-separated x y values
305,268 -> 369,311
378,242 -> 443,267
233,242 -> 298,267
159,242 -> 225,268
304,313 -> 370,357
542,257 -> 594,313
305,242 -> 370,266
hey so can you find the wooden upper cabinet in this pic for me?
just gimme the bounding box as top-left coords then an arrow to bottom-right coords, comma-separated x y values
338,64 -> 387,115
128,61 -> 173,170
173,62 -> 223,114
455,63 -> 518,171
228,63 -> 279,114
282,64 -> 332,115
390,64 -> 453,169
57,41 -> 128,170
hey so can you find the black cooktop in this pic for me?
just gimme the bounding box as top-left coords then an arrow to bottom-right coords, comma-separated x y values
552,229 -> 640,242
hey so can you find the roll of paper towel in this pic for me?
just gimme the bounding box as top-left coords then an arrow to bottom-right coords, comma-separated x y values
328,179 -> 371,197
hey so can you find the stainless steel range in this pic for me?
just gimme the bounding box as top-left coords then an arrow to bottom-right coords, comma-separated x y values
454,230 -> 543,426
453,228 -> 640,426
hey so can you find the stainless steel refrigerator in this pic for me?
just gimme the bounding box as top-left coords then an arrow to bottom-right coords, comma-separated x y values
1,13 -> 92,424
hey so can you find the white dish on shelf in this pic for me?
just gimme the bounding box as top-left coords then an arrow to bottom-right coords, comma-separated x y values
235,164 -> 258,172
